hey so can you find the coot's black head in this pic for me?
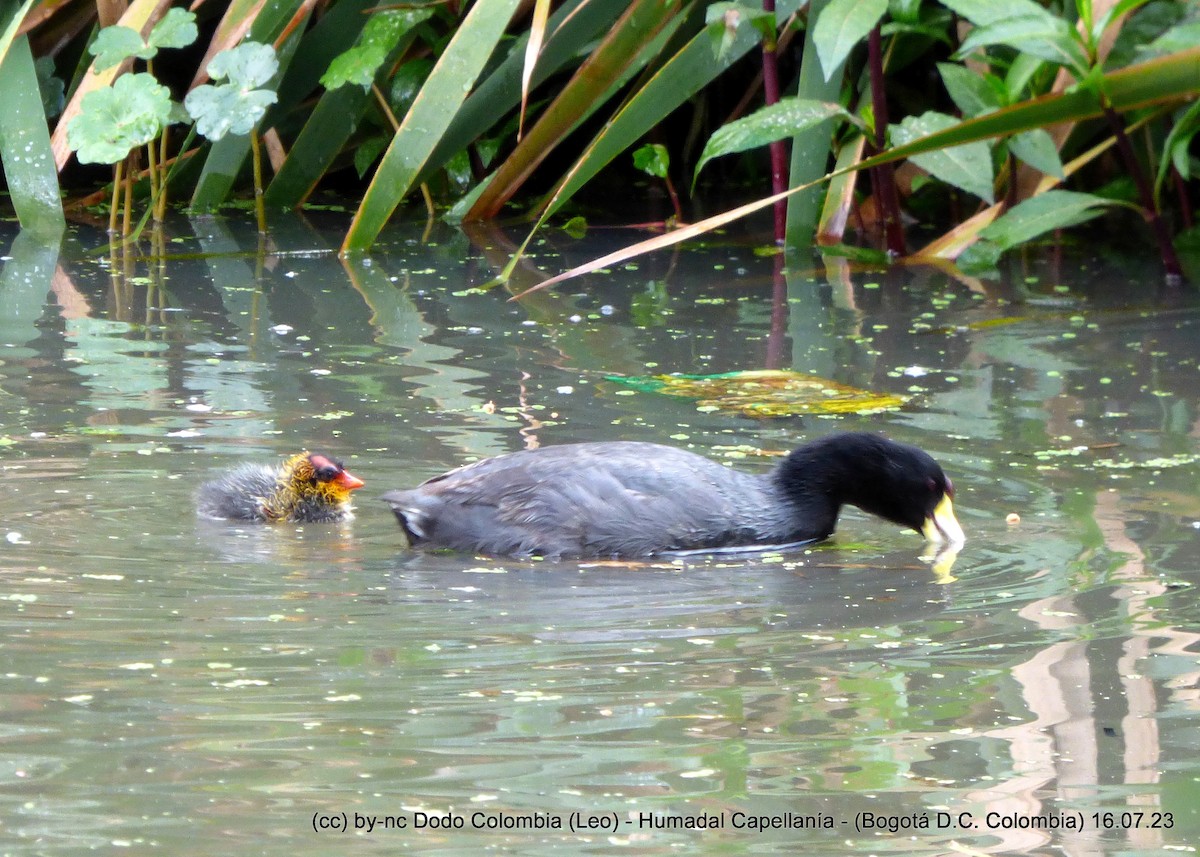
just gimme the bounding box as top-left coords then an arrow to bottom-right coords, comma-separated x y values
778,433 -> 963,544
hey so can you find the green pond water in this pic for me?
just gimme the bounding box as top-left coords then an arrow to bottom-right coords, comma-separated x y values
1,215 -> 1199,855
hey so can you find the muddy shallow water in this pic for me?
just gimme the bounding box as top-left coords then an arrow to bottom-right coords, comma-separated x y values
1,215 -> 1198,855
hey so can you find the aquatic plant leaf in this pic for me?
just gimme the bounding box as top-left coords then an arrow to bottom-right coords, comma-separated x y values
147,7 -> 198,51
67,72 -> 171,164
812,0 -> 887,82
936,62 -> 1001,117
0,35 -> 64,236
1008,128 -> 1064,178
605,370 -> 908,417
89,26 -> 150,71
891,111 -> 994,203
343,0 -> 522,251
208,41 -> 278,90
939,0 -> 1056,29
88,9 -> 197,71
977,189 -> 1113,249
633,143 -> 669,178
35,56 -> 64,117
695,98 -> 850,185
184,43 -> 279,140
321,9 -> 422,92
957,16 -> 1089,76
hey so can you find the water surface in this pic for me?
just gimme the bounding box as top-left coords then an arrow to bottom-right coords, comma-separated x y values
1,216 -> 1198,855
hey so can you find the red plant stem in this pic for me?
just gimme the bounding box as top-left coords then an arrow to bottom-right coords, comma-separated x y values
761,0 -> 787,243
1101,104 -> 1182,279
867,25 -> 905,256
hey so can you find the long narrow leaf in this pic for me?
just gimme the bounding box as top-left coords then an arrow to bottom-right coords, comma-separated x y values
512,47 -> 1200,293
264,8 -> 430,208
977,190 -> 1114,249
541,3 -> 790,220
0,34 -> 64,236
695,99 -> 850,187
812,0 -> 886,82
518,0 -> 551,140
342,0 -> 521,252
417,0 -> 618,189
786,0 -> 844,246
464,0 -> 684,221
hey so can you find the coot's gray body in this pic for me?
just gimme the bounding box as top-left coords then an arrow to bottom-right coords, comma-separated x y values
382,433 -> 962,559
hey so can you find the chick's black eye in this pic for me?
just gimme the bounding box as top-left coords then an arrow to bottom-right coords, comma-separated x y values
315,465 -> 338,481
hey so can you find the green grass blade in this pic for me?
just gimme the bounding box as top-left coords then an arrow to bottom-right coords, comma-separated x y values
342,0 -> 521,252
417,0 -> 620,188
464,0 -> 684,221
0,34 -> 64,236
541,4 -> 782,220
264,9 -> 430,209
786,0 -> 844,247
510,47 -> 1200,289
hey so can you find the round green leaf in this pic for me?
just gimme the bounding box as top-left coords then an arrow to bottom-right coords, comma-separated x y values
148,7 -> 198,51
207,42 -> 278,89
89,26 -> 151,71
633,143 -> 670,179
66,72 -> 171,164
184,85 -> 277,140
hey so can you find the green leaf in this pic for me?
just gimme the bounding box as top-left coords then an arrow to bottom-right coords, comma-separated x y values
343,0 -> 522,251
0,35 -> 64,235
939,0 -> 1052,28
208,41 -> 278,89
888,0 -> 921,26
632,143 -> 669,178
813,0 -> 887,81
978,190 -> 1113,249
1093,0 -> 1151,46
147,7 -> 198,51
185,86 -> 277,139
185,43 -> 279,140
89,26 -> 151,71
1008,128 -> 1063,178
957,16 -> 1090,77
354,135 -> 387,178
322,9 -> 420,92
67,71 -> 171,164
890,111 -> 994,203
937,62 -> 1001,116
1143,21 -> 1200,60
537,3 -> 774,221
322,43 -> 388,91
35,55 -> 64,118
1156,99 -> 1200,195
696,98 -> 849,183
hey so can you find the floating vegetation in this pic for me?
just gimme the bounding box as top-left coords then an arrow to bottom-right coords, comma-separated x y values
605,370 -> 908,418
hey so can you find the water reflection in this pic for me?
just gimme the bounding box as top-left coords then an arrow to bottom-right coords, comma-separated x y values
0,217 -> 1198,854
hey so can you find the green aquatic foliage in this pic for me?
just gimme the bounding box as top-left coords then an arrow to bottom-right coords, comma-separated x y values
184,43 -> 278,140
88,9 -> 197,71
67,72 -> 171,164
890,111 -> 994,204
606,370 -> 908,418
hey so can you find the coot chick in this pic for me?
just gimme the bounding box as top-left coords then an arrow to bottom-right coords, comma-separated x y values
382,432 -> 963,558
198,452 -> 365,523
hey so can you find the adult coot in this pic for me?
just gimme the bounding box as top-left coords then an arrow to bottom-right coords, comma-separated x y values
382,432 -> 963,558
198,452 -> 365,523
